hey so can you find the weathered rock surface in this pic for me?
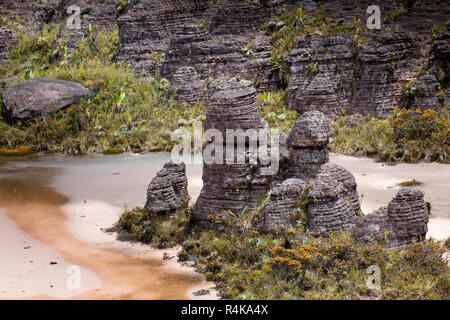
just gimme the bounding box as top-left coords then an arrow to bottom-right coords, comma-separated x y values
193,78 -> 271,228
317,163 -> 360,216
351,32 -> 421,117
352,187 -> 429,247
286,32 -> 424,118
0,28 -> 15,65
286,111 -> 334,180
258,178 -> 307,232
117,0 -> 298,99
307,172 -> 356,237
286,34 -> 355,117
145,161 -> 190,215
2,77 -> 89,120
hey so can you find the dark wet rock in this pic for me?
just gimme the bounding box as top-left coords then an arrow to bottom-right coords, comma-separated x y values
2,77 -> 89,120
145,161 -> 190,215
258,178 -> 307,232
408,74 -> 442,110
306,171 -> 356,237
352,187 -> 429,247
193,79 -> 271,228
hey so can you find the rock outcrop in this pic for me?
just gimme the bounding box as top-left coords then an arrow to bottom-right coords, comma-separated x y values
306,172 -> 356,237
0,28 -> 15,65
286,111 -> 334,180
286,34 -> 355,117
352,187 -> 429,247
258,178 -> 307,232
145,161 -> 190,215
255,111 -> 361,235
193,78 -> 272,228
2,77 -> 89,121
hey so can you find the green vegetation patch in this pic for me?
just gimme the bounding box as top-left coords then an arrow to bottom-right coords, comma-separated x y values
113,206 -> 450,300
0,24 -> 206,154
331,108 -> 450,163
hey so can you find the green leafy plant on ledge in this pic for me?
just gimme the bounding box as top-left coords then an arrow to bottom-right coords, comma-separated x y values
0,24 -> 206,154
112,206 -> 450,300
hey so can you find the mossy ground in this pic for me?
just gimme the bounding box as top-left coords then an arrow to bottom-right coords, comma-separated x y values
113,207 -> 450,300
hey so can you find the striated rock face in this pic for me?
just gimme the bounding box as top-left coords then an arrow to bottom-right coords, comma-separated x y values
317,163 -> 360,216
0,0 -> 117,29
0,28 -> 14,65
351,32 -> 421,118
286,34 -> 355,117
408,74 -> 442,111
117,0 -> 298,95
170,66 -> 206,106
2,77 -> 89,121
306,171 -> 356,237
257,110 -> 360,236
286,111 -> 334,180
258,178 -> 307,232
145,161 -> 190,215
193,78 -> 271,228
352,187 -> 429,247
286,32 -> 423,118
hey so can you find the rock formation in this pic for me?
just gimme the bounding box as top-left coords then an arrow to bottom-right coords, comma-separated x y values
0,28 -> 15,65
352,187 -> 429,247
192,78 -> 272,228
239,110 -> 360,235
258,178 -> 307,232
286,34 -> 355,117
145,161 -> 190,215
286,111 -> 334,180
2,77 -> 89,121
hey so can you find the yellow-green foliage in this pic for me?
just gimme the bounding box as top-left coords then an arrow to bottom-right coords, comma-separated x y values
115,207 -> 449,300
331,108 -> 450,163
0,24 -> 206,154
0,146 -> 34,156
258,90 -> 297,134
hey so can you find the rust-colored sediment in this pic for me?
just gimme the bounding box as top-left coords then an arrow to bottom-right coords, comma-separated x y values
0,166 -> 202,299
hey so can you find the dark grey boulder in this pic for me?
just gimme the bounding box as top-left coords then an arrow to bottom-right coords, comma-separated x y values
2,77 -> 89,120
145,161 -> 190,215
